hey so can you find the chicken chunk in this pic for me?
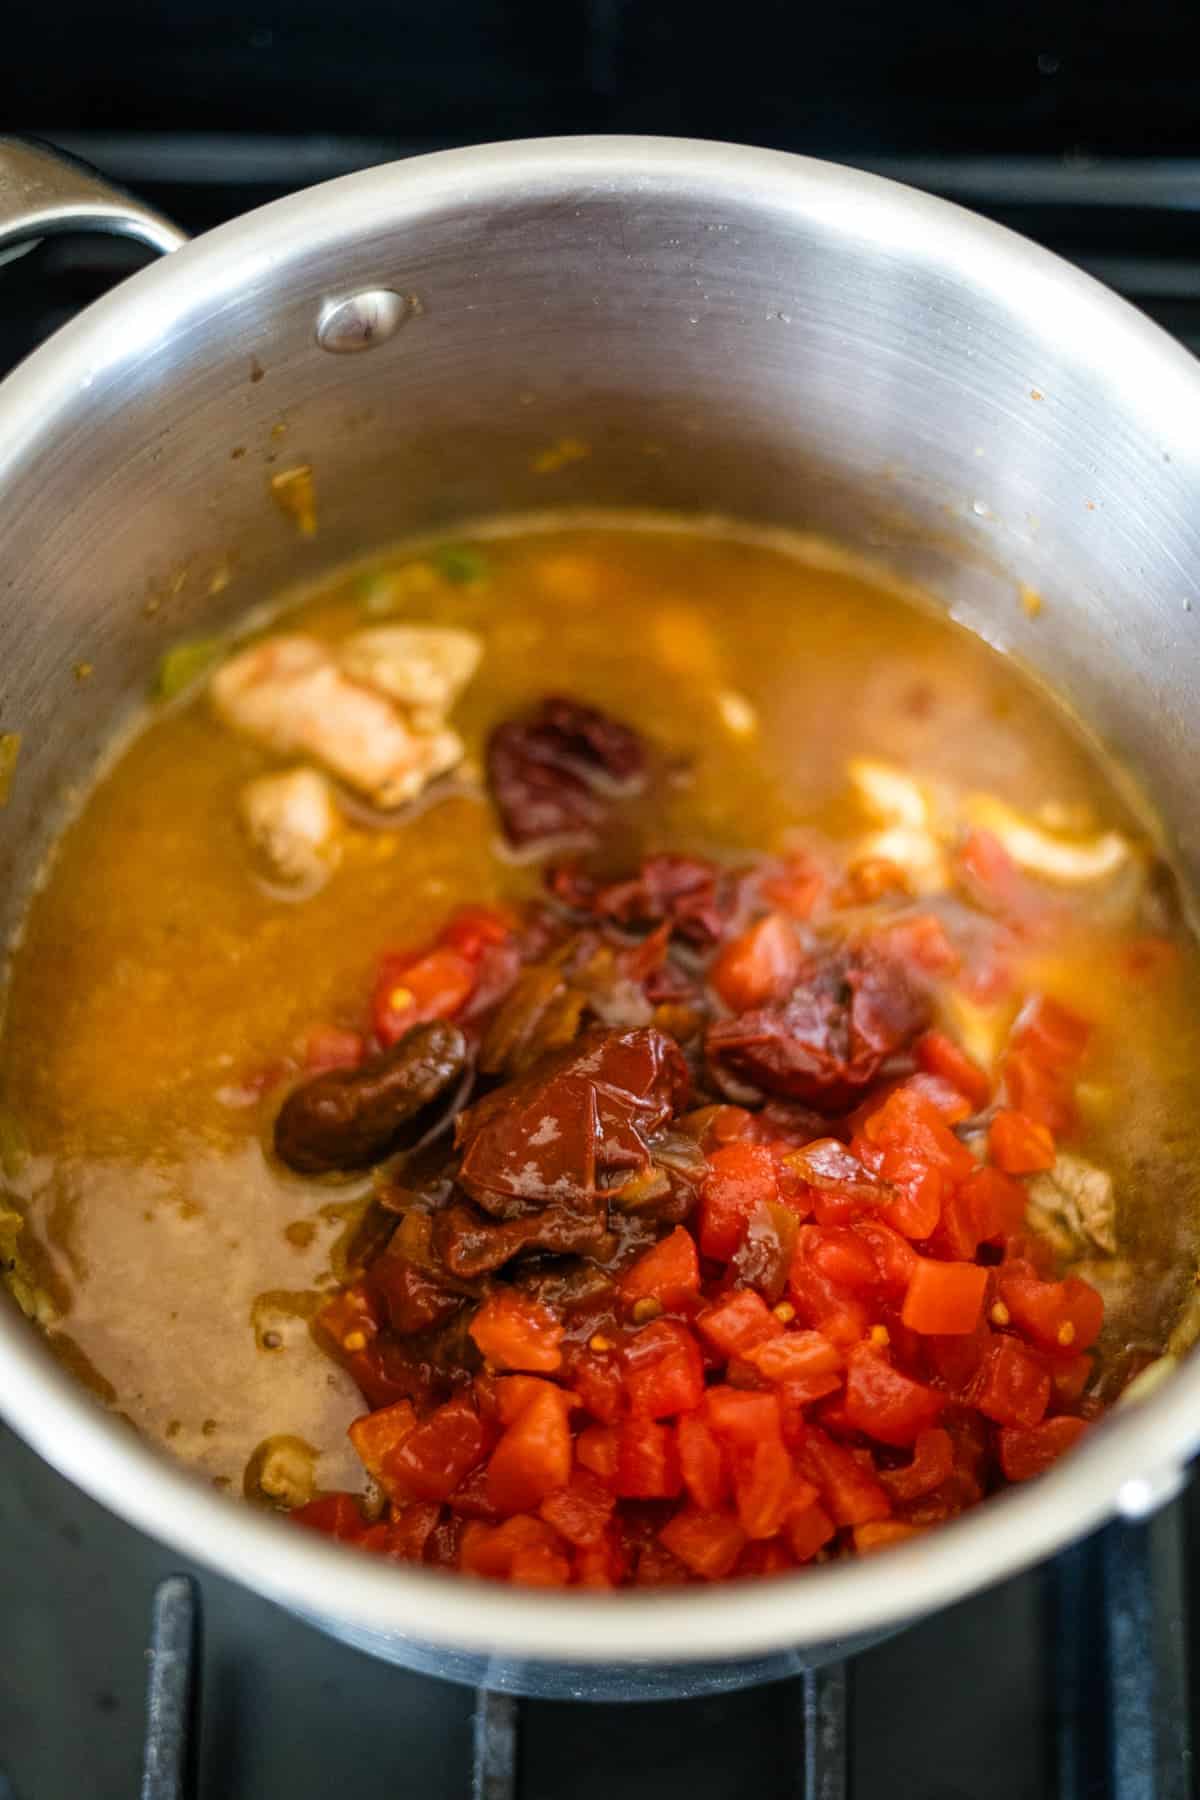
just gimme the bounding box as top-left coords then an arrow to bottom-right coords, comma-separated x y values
339,625 -> 481,722
847,757 -> 948,894
1028,1151 -> 1117,1254
239,767 -> 342,889
212,634 -> 463,807
960,794 -> 1132,885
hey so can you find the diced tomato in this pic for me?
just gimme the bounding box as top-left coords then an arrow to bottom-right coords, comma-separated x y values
878,1427 -> 954,1501
539,1470 -> 616,1547
785,1500 -> 837,1562
699,1143 -> 779,1260
696,1288 -> 782,1359
347,1399 -> 418,1486
744,1329 -> 843,1394
901,1258 -> 988,1336
573,1531 -> 625,1588
1050,1352 -> 1094,1406
879,1158 -> 945,1240
486,1384 -> 573,1513
493,1375 -> 570,1428
916,1029 -> 991,1110
796,1426 -> 891,1526
989,1109 -> 1055,1174
853,1520 -> 924,1553
619,1226 -> 701,1312
677,1413 -> 730,1509
660,1508 -> 748,1579
576,1423 -> 620,1483
801,1225 -> 882,1294
972,1337 -> 1051,1427
460,1514 -> 563,1580
761,856 -> 825,919
926,1319 -> 993,1395
371,945 -> 477,1046
384,1501 -> 442,1560
291,1492 -> 367,1542
710,912 -> 803,1011
851,1217 -> 918,1294
622,1320 -> 705,1417
469,1290 -> 565,1373
424,1512 -> 466,1569
446,1464 -> 503,1521
998,1415 -> 1089,1481
865,1083 -> 978,1181
1002,1049 -> 1075,1134
615,1418 -> 683,1499
962,1165 -> 1029,1245
956,828 -> 1024,913
567,1347 -> 626,1424
704,1386 -> 783,1449
738,1538 -> 797,1577
843,1347 -> 943,1447
903,1072 -> 974,1125
997,1270 -> 1104,1353
303,1025 -> 365,1072
787,1257 -> 870,1347
874,912 -> 960,977
384,1395 -> 489,1503
1011,995 -> 1091,1071
732,1434 -> 794,1538
439,905 -> 514,961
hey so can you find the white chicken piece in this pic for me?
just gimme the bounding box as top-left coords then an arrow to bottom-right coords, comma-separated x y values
846,757 -> 949,894
960,794 -> 1132,885
212,634 -> 463,807
1028,1151 -> 1117,1255
339,625 -> 482,724
239,767 -> 342,889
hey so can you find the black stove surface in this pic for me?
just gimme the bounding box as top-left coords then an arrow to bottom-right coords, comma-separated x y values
1,1417 -> 1193,1799
1,136 -> 1198,1799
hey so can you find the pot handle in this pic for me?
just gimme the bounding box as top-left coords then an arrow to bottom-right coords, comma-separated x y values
0,136 -> 186,260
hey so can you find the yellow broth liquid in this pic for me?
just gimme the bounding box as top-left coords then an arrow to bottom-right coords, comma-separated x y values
3,516 -> 1199,1495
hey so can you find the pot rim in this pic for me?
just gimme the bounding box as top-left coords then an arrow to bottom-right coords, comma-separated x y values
2,134 -> 1199,1665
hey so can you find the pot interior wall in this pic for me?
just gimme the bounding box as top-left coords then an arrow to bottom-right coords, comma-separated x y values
4,167 -> 1200,955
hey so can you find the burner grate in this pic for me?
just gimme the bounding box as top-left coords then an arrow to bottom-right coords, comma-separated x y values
135,1510 -> 1190,1800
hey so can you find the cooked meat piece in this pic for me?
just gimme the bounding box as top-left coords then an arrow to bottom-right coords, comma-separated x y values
212,633 -> 463,807
339,625 -> 481,722
1028,1152 -> 1117,1254
487,696 -> 646,848
238,766 -> 342,888
456,1025 -> 691,1216
274,1021 -> 469,1175
706,946 -> 928,1113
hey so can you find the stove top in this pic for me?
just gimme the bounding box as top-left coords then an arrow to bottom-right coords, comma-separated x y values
0,135 -> 1197,1800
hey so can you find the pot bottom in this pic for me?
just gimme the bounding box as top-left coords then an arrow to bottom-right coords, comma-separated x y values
290,1607 -> 903,1699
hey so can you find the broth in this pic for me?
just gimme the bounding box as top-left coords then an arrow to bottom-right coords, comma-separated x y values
2,517 -> 1197,1514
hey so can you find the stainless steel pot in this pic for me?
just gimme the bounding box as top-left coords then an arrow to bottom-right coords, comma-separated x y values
1,133 -> 1198,1701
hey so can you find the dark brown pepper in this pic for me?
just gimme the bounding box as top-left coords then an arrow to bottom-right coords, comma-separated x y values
486,695 -> 647,849
273,1021 -> 469,1175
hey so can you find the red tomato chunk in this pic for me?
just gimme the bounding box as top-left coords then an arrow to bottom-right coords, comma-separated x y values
287,843 -> 1118,1588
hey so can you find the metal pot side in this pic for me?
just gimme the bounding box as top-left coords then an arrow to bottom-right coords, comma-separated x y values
1,136 -> 1199,1691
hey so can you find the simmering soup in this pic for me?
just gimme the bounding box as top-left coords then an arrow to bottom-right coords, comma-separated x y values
2,516 -> 1197,1586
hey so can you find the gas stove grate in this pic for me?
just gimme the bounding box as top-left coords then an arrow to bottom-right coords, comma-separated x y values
136,1511 -> 1190,1800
